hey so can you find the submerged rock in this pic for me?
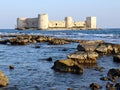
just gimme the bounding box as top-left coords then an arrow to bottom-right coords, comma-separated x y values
113,54 -> 120,63
90,83 -> 102,90
9,65 -> 14,70
0,70 -> 9,87
52,59 -> 83,74
67,51 -> 99,64
46,57 -> 52,61
106,82 -> 114,90
115,83 -> 120,90
34,46 -> 41,48
107,68 -> 120,78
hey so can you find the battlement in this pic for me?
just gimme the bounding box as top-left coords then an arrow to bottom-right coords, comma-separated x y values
16,14 -> 97,30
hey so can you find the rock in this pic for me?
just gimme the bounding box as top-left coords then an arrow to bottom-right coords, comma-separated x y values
107,68 -> 120,78
112,44 -> 120,54
62,48 -> 67,51
107,68 -> 120,82
94,66 -> 104,72
67,51 -> 99,64
115,83 -> 120,90
9,65 -> 14,70
106,82 -> 114,90
46,57 -> 52,61
52,59 -> 83,74
96,43 -> 113,55
90,83 -> 102,90
96,43 -> 120,55
0,70 -> 9,87
100,77 -> 109,81
49,38 -> 70,45
77,40 -> 104,51
8,38 -> 30,45
113,54 -> 120,63
0,40 -> 8,44
67,87 -> 74,90
34,46 -> 41,48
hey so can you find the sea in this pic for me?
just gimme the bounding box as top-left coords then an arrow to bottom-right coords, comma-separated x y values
0,29 -> 120,90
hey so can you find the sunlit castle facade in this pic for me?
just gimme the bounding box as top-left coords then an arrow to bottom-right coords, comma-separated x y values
17,14 -> 97,30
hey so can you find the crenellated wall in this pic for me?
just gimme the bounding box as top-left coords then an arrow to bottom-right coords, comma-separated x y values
49,21 -> 65,28
16,14 -> 97,30
73,21 -> 86,28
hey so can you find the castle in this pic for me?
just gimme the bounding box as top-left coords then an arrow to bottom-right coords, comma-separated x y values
17,14 -> 97,30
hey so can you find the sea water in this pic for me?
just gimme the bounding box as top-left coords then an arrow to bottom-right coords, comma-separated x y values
0,29 -> 120,90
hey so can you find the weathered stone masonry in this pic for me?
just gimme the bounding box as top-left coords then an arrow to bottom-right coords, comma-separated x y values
17,14 -> 97,30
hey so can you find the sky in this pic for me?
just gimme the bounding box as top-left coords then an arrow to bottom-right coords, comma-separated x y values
0,0 -> 120,29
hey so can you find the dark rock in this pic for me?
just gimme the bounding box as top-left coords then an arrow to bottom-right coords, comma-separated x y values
90,83 -> 102,90
106,82 -> 114,89
94,66 -> 104,72
0,70 -> 9,87
113,54 -> 120,63
67,87 -> 74,90
0,40 -> 8,44
115,83 -> 120,90
9,65 -> 14,70
100,77 -> 109,81
52,59 -> 83,74
34,46 -> 41,48
46,57 -> 52,61
107,68 -> 120,78
62,48 -> 67,51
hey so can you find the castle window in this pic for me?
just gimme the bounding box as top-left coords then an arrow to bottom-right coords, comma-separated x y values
56,23 -> 58,26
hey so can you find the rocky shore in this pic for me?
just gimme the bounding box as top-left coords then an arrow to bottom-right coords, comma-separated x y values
0,34 -> 120,89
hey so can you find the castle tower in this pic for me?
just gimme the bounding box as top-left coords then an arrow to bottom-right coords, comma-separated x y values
86,17 -> 97,29
17,18 -> 26,29
65,16 -> 73,28
38,14 -> 49,30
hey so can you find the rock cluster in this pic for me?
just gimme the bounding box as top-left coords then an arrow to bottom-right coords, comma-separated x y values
99,68 -> 120,90
77,41 -> 120,55
0,71 -> 9,87
0,34 -> 71,45
52,40 -> 120,74
52,59 -> 83,74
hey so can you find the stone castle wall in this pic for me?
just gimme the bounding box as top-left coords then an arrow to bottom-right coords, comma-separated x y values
17,14 -> 97,30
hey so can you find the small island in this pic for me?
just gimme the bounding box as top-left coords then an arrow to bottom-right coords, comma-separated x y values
16,14 -> 97,30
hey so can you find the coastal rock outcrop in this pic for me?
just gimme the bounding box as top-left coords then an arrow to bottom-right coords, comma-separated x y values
52,59 -> 83,74
67,51 -> 99,64
0,71 -> 9,87
77,41 -> 120,55
77,40 -> 104,51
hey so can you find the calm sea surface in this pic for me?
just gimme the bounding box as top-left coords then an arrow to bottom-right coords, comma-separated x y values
0,29 -> 120,90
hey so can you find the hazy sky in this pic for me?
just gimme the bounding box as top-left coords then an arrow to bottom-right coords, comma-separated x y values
0,0 -> 120,29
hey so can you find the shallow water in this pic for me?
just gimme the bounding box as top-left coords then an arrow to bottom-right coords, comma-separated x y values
0,29 -> 120,90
